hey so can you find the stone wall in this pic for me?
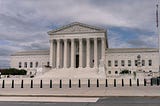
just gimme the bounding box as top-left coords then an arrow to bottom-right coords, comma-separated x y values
10,54 -> 49,74
105,49 -> 159,76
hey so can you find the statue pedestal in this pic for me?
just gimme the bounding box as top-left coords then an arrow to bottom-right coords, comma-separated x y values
98,59 -> 106,78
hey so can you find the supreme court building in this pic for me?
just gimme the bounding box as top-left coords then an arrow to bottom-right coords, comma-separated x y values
11,22 -> 159,78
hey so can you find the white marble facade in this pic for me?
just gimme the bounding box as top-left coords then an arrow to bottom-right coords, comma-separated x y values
10,22 -> 159,78
48,22 -> 106,70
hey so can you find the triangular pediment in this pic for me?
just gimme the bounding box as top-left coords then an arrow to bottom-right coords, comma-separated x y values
48,22 -> 105,35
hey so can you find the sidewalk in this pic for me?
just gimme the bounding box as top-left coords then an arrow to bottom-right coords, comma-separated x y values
0,97 -> 99,102
0,84 -> 160,97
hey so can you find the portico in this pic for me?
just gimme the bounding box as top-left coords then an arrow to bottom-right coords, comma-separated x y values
49,37 -> 105,69
48,22 -> 107,71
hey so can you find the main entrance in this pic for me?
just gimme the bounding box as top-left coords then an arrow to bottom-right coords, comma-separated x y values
76,54 -> 79,68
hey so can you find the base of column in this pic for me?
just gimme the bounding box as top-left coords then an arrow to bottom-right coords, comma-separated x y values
78,66 -> 83,69
70,67 -> 75,69
56,67 -> 61,69
85,66 -> 91,68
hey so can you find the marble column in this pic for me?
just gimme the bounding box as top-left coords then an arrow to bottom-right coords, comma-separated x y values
79,38 -> 83,68
53,40 -> 56,68
86,38 -> 90,67
63,39 -> 67,68
94,38 -> 98,68
49,40 -> 53,67
71,39 -> 75,68
101,38 -> 105,60
56,39 -> 60,68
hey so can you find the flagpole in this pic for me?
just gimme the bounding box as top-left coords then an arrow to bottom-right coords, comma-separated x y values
156,4 -> 160,77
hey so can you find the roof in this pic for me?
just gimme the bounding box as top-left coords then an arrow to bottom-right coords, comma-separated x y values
11,50 -> 49,56
47,22 -> 106,35
106,48 -> 158,53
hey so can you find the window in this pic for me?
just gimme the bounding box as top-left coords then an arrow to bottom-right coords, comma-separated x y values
19,62 -> 22,68
30,62 -> 33,68
149,70 -> 152,72
148,60 -> 152,66
108,60 -> 111,67
142,60 -> 145,66
35,62 -> 38,68
24,62 -> 27,68
128,60 -> 131,66
108,71 -> 111,74
138,61 -> 141,65
121,60 -> 125,66
115,71 -> 118,74
135,60 -> 138,66
114,60 -> 118,67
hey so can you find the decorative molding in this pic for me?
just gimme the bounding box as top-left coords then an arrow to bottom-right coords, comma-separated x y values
11,50 -> 49,56
48,22 -> 106,35
50,34 -> 105,40
106,48 -> 158,53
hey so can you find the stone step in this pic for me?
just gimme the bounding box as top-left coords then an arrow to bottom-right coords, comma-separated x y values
35,68 -> 106,79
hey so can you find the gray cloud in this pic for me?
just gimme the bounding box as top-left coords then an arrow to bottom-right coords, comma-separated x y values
128,40 -> 148,48
108,30 -> 131,48
0,48 -> 13,56
0,56 -> 10,68
127,34 -> 157,48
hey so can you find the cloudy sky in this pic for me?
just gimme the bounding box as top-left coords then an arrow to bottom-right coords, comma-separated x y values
0,0 -> 159,68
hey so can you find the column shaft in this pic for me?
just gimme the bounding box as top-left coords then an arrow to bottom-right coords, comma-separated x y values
79,39 -> 83,67
101,38 -> 105,60
57,39 -> 60,68
71,39 -> 75,68
86,38 -> 90,67
49,40 -> 53,67
64,39 -> 67,68
94,38 -> 98,67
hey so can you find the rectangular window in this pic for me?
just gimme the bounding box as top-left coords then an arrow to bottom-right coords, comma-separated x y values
115,60 -> 118,67
30,62 -> 33,68
108,60 -> 111,67
128,60 -> 131,66
35,62 -> 38,68
24,62 -> 27,68
135,60 -> 138,66
121,60 -> 125,66
19,62 -> 22,68
149,60 -> 152,66
142,60 -> 145,66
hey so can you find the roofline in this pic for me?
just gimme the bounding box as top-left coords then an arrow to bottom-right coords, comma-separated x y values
47,22 -> 106,35
106,48 -> 158,53
11,50 -> 49,56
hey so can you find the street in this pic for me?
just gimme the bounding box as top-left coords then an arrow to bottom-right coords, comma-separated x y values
0,97 -> 160,106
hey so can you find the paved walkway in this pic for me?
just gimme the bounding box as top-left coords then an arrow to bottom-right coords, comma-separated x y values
1,97 -> 160,105
0,84 -> 159,97
0,97 -> 98,102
